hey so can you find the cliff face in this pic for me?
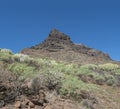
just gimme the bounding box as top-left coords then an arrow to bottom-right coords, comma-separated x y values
21,29 -> 111,64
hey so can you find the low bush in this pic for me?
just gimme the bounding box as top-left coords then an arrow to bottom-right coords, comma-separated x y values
30,74 -> 46,93
13,53 -> 30,63
0,48 -> 13,54
94,75 -> 105,85
106,78 -> 116,86
80,64 -> 98,70
59,75 -> 98,100
114,69 -> 120,76
98,63 -> 119,71
8,63 -> 36,80
0,52 -> 12,63
25,68 -> 64,93
41,69 -> 63,90
76,66 -> 95,79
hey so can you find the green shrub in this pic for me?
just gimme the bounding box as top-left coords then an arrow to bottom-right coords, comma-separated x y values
80,64 -> 98,70
50,60 -> 58,65
41,68 -> 63,90
94,75 -> 105,85
104,74 -> 114,80
37,58 -> 53,68
103,74 -> 116,86
13,53 -> 30,63
46,62 -> 73,75
8,63 -> 27,74
8,63 -> 36,80
60,75 -> 98,99
106,78 -> 116,86
30,75 -> 46,93
76,66 -> 94,77
24,68 -> 63,93
0,52 -> 12,62
52,63 -> 66,72
60,76 -> 80,96
114,69 -> 120,76
98,63 -> 119,71
0,48 -> 13,54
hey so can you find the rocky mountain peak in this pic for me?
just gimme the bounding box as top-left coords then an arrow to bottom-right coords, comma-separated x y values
30,29 -> 73,51
21,29 -> 112,64
47,29 -> 73,45
49,29 -> 62,37
48,29 -> 71,41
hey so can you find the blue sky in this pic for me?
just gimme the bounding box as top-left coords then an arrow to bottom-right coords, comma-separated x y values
0,0 -> 120,61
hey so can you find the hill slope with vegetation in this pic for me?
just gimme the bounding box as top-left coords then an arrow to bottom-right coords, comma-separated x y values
0,48 -> 120,109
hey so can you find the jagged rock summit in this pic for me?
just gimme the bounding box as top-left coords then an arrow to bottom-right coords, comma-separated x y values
21,29 -> 112,64
31,29 -> 74,52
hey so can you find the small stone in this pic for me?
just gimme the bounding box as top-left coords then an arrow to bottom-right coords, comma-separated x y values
39,93 -> 45,98
0,100 -> 5,108
43,103 -> 47,107
44,105 -> 52,109
38,99 -> 44,105
14,101 -> 21,108
28,107 -> 31,109
23,98 -> 29,105
29,102 -> 35,108
64,103 -> 77,109
35,105 -> 42,109
80,90 -> 90,99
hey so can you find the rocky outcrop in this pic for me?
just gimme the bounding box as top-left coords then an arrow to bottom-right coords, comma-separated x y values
21,29 -> 112,64
31,29 -> 74,52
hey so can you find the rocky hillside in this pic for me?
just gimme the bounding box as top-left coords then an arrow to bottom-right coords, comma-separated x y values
0,30 -> 120,109
0,49 -> 120,109
21,29 -> 112,64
